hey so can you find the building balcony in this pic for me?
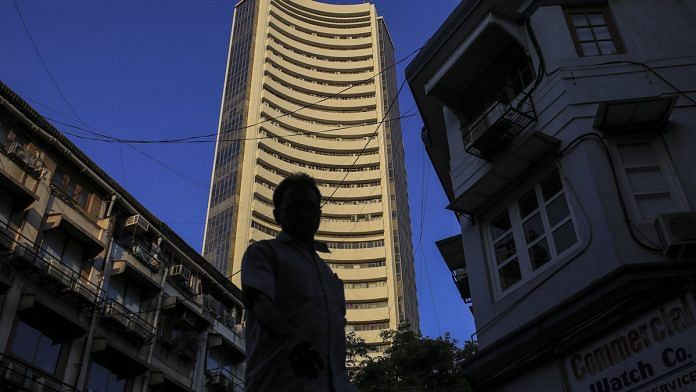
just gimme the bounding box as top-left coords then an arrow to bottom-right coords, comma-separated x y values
161,295 -> 209,330
111,242 -> 163,293
46,186 -> 109,251
463,97 -> 536,161
436,235 -> 471,303
2,141 -> 45,179
157,321 -> 200,361
208,320 -> 245,361
206,367 -> 245,392
0,353 -> 77,392
8,243 -> 103,309
100,299 -> 156,345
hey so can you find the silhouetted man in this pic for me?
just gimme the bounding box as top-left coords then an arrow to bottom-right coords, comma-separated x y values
242,172 -> 358,392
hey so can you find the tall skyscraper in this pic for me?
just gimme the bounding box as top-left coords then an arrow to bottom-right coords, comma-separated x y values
203,0 -> 418,347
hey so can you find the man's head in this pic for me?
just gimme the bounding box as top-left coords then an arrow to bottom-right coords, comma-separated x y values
273,172 -> 322,242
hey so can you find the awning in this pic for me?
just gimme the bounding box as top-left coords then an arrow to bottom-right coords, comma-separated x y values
43,213 -> 105,254
435,235 -> 466,270
594,95 -> 677,132
448,132 -> 560,215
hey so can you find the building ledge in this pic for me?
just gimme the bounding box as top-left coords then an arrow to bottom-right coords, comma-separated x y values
462,262 -> 696,389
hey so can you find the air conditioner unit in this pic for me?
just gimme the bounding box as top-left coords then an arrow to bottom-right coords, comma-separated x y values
7,142 -> 44,177
170,264 -> 192,284
655,212 -> 696,258
189,275 -> 202,295
124,215 -> 150,232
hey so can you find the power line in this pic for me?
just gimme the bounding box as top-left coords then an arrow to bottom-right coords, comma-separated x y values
321,78 -> 408,207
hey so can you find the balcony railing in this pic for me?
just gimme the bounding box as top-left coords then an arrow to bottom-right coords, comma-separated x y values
462,92 -> 536,161
206,367 -> 244,392
159,322 -> 200,360
5,142 -> 45,178
0,353 -> 78,392
7,239 -> 103,307
101,299 -> 156,345
129,242 -> 161,272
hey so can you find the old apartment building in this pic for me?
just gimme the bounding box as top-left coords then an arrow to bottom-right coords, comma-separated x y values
407,0 -> 696,391
203,0 -> 418,350
0,81 -> 245,391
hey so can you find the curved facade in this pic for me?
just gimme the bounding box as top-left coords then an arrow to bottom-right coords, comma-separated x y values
203,0 -> 419,347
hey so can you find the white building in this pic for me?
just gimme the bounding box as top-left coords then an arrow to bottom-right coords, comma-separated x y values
407,0 -> 696,390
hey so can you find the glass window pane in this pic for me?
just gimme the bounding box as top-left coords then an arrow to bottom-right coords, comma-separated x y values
0,188 -> 14,225
35,335 -> 61,374
636,194 -> 676,220
11,320 -> 41,364
626,167 -> 668,193
529,238 -> 551,270
547,194 -> 571,227
593,26 -> 611,40
581,42 -> 600,56
88,361 -> 110,392
499,259 -> 522,291
494,233 -> 516,265
598,40 -> 618,55
553,220 -> 578,254
490,210 -> 511,239
523,213 -> 544,243
571,14 -> 589,27
575,27 -> 594,41
541,172 -> 563,201
588,13 -> 607,26
617,143 -> 657,166
518,190 -> 538,218
63,239 -> 85,273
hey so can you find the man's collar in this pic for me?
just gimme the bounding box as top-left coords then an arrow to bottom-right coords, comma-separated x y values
278,231 -> 330,253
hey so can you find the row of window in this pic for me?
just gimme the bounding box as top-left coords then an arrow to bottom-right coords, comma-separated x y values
257,162 -> 382,191
328,259 -> 386,269
346,300 -> 388,309
266,73 -> 375,101
346,321 -> 390,331
270,12 -> 371,40
254,178 -> 382,205
267,36 -> 373,64
262,117 -> 379,141
271,0 -> 371,29
262,101 -> 380,131
265,83 -> 376,115
268,21 -> 372,53
259,129 -> 379,156
250,221 -> 385,249
266,62 -> 375,90
344,280 -> 387,289
259,144 -> 379,172
487,135 -> 687,297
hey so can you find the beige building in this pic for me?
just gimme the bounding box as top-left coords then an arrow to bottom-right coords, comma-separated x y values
0,81 -> 245,391
203,0 -> 418,349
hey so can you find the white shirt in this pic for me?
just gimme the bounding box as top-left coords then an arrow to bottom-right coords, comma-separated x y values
241,232 -> 358,392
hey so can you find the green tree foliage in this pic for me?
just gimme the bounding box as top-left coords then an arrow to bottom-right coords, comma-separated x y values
348,326 -> 478,392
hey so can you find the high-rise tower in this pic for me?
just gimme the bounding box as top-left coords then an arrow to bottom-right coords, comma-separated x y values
203,0 -> 418,347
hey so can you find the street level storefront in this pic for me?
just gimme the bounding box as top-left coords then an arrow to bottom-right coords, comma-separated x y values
566,293 -> 696,392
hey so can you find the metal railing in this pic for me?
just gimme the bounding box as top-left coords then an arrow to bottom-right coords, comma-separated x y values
0,353 -> 78,392
5,141 -> 45,178
101,299 -> 156,345
206,367 -> 245,392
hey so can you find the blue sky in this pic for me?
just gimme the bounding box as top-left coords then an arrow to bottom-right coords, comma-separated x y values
0,0 -> 474,344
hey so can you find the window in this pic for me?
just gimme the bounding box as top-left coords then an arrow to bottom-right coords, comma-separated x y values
107,278 -> 145,314
609,139 -> 687,222
42,230 -> 87,273
487,171 -> 579,295
87,360 -> 126,392
10,320 -> 62,374
51,169 -> 103,219
565,7 -> 624,56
